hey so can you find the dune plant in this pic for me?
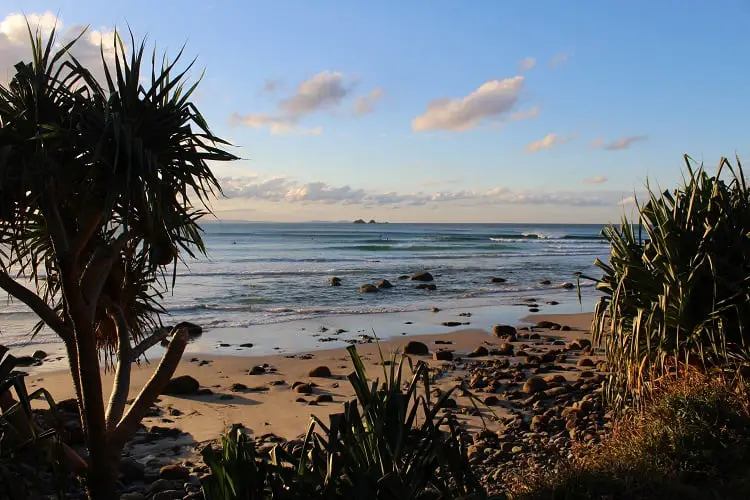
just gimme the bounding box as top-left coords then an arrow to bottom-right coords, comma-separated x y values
581,155 -> 750,409
0,24 -> 237,498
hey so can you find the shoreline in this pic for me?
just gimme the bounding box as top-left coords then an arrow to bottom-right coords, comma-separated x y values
27,311 -> 595,444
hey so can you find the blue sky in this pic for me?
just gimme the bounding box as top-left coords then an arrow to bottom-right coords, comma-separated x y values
2,1 -> 749,222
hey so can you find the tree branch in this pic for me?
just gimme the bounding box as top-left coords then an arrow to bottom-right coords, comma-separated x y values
41,193 -> 71,264
0,270 -> 72,343
80,231 -> 129,314
109,329 -> 188,447
130,327 -> 172,360
71,212 -> 102,262
105,303 -> 132,432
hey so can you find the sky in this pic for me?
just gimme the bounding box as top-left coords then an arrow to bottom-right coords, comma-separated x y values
1,1 -> 749,223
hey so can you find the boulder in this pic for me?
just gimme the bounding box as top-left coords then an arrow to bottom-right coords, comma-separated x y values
410,272 -> 434,282
360,284 -> 379,293
523,376 -> 548,394
397,275 -> 409,280
162,375 -> 199,396
569,338 -> 592,350
433,350 -> 453,361
119,457 -> 145,481
416,283 -> 437,290
535,321 -> 560,329
294,383 -> 313,394
249,365 -> 266,375
32,350 -> 47,360
403,341 -> 429,355
376,279 -> 393,289
489,277 -> 506,283
467,346 -> 489,358
442,321 -> 462,327
329,277 -> 342,286
308,366 -> 332,377
484,395 -> 499,406
159,464 -> 190,481
539,280 -> 552,285
316,394 -> 333,403
577,358 -> 595,367
495,343 -> 514,356
430,307 -> 441,313
561,282 -> 575,289
493,325 -> 517,337
175,321 -> 202,337
230,383 -> 248,392
561,325 -> 571,331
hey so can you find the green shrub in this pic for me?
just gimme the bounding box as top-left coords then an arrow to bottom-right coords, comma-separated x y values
201,345 -> 486,499
582,155 -> 750,408
507,374 -> 750,499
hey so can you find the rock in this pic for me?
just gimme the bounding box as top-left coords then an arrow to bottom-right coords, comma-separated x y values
442,321 -> 462,327
523,376 -> 548,394
120,494 -> 145,500
544,374 -> 567,385
561,325 -> 571,331
528,308 -> 540,313
577,358 -> 595,367
416,283 -> 437,290
539,280 -> 552,285
433,350 -> 453,361
430,307 -> 441,313
579,371 -> 595,378
152,491 -> 185,500
410,272 -> 434,282
329,277 -> 342,286
119,457 -> 145,481
496,343 -> 514,356
549,324 -> 561,330
489,277 -> 506,283
468,346 -> 489,358
360,284 -> 379,293
536,321 -> 560,329
376,279 -> 393,289
570,338 -> 592,350
493,325 -> 517,337
249,365 -> 266,375
316,394 -> 333,403
546,301 -> 559,305
175,321 -> 202,336
543,386 -> 568,398
530,415 -> 548,431
308,366 -> 332,377
162,375 -> 199,396
484,395 -> 499,406
32,350 -> 47,360
403,341 -> 429,355
561,282 -> 575,289
230,383 -> 248,392
147,479 -> 182,494
239,343 -> 254,348
159,464 -> 190,481
294,383 -> 313,394
397,275 -> 409,280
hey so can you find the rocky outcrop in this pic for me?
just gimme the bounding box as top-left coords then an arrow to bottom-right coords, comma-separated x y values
416,283 -> 437,290
360,284 -> 378,293
410,272 -> 434,282
376,279 -> 393,289
329,277 -> 342,286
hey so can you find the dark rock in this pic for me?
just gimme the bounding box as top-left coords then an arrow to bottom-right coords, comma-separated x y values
416,283 -> 437,290
152,491 -> 185,500
249,365 -> 266,375
360,284 -> 379,293
376,279 -> 393,289
442,321 -> 462,327
484,395 -> 499,406
316,394 -> 333,403
239,343 -> 254,348
528,308 -> 540,313
467,346 -> 489,358
523,377 -> 548,394
434,350 -> 453,361
397,275 -> 409,280
175,321 -> 202,337
403,341 -> 429,355
570,339 -> 592,350
561,325 -> 571,331
119,457 -> 145,481
561,282 -> 575,289
159,464 -> 190,481
430,307 -> 441,313
147,479 -> 182,494
493,325 -> 517,337
539,280 -> 552,285
32,350 -> 47,360
308,366 -> 332,377
410,272 -> 434,282
435,340 -> 453,345
577,358 -> 595,367
489,277 -> 507,283
294,383 -> 313,394
546,301 -> 560,305
230,383 -> 248,392
162,375 -> 199,396
329,277 -> 342,286
496,343 -> 514,356
536,321 -> 560,329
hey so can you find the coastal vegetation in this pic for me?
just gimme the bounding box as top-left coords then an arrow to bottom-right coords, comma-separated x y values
0,26 -> 236,498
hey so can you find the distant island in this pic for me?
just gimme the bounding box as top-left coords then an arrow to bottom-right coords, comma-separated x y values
353,219 -> 386,224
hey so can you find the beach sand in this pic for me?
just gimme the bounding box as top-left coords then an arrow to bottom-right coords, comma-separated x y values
26,311 -> 595,445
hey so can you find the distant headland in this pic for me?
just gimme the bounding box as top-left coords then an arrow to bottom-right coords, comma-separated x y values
353,219 -> 387,224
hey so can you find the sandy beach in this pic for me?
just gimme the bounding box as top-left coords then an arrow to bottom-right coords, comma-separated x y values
26,311 -> 595,444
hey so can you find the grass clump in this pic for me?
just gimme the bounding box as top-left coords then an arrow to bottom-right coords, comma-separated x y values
507,373 -> 750,499
582,155 -> 750,409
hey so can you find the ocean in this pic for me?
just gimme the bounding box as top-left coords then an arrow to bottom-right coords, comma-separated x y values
0,222 -> 609,350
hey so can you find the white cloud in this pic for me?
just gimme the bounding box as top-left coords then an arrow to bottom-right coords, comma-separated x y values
354,87 -> 385,116
549,52 -> 570,68
518,57 -> 536,70
585,176 -> 609,184
0,12 -> 117,84
232,70 -> 373,134
412,76 -> 525,132
591,135 -> 648,151
219,173 -> 628,208
525,132 -> 576,152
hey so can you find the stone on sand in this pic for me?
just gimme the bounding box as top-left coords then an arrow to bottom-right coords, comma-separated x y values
493,325 -> 517,337
308,366 -> 332,377
403,341 -> 429,355
162,375 -> 200,396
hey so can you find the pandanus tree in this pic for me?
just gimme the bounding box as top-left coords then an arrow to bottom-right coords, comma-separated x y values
0,26 -> 237,498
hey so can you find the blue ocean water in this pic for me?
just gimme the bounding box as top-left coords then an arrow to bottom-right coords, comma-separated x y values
0,222 -> 609,345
